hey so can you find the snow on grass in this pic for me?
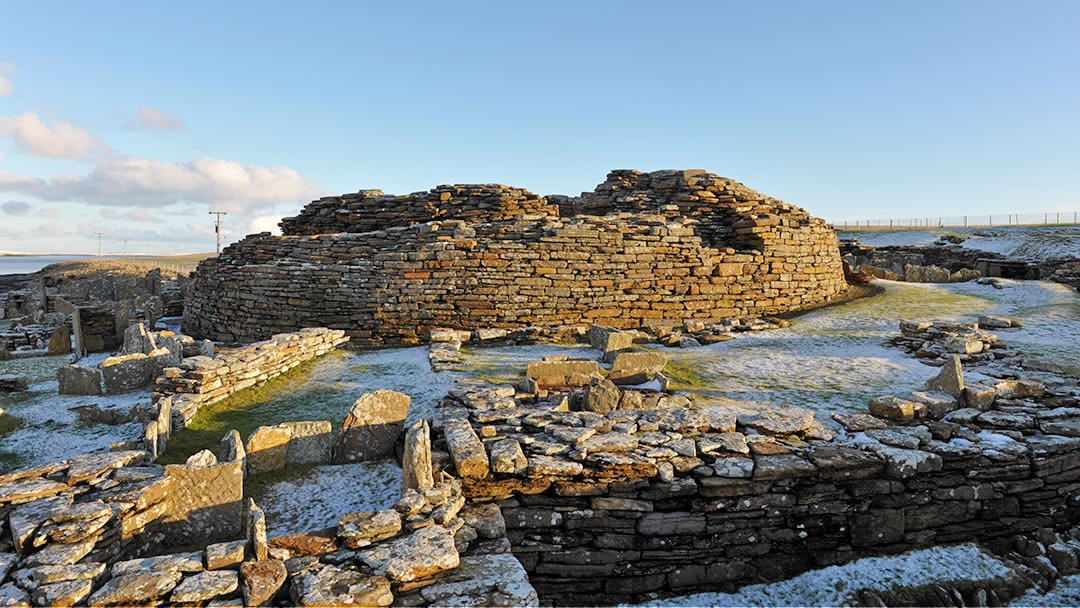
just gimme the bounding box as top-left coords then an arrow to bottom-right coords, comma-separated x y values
629,544 -> 1015,608
1011,574 -> 1080,606
845,225 -> 1080,261
0,350 -> 150,471
659,281 -> 992,418
0,375 -> 147,472
255,461 -> 403,537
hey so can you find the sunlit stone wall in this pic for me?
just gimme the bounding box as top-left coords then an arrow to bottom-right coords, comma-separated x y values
183,170 -> 846,345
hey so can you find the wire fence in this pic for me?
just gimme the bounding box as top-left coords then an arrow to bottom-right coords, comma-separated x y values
833,211 -> 1080,231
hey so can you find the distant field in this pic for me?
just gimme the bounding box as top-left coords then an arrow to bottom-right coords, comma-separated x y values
42,253 -> 215,279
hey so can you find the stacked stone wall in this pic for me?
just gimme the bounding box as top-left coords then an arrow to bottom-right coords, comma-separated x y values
430,394 -> 1080,606
185,169 -> 845,344
280,184 -> 557,236
149,328 -> 348,436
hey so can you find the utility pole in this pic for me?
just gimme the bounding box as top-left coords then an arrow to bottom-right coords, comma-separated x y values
209,211 -> 227,254
95,232 -> 104,256
122,239 -> 128,256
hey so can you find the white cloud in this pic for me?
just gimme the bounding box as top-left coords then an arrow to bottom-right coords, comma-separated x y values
0,111 -> 109,159
131,105 -> 186,131
249,214 -> 284,235
0,63 -> 13,97
1,200 -> 30,216
0,156 -> 325,213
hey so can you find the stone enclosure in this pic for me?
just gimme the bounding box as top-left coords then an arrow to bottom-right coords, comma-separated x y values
183,169 -> 846,345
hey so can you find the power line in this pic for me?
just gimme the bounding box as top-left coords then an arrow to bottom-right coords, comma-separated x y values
209,211 -> 227,254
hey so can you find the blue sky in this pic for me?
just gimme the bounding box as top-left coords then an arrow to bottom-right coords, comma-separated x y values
1,1 -> 1077,254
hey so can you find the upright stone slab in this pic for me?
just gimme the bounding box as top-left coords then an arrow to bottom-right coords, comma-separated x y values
102,353 -> 154,393
71,307 -> 85,360
441,417 -> 489,479
333,390 -> 411,463
47,325 -> 71,355
589,324 -> 634,356
113,298 -> 137,347
57,365 -> 103,395
402,420 -> 434,493
925,355 -> 965,400
122,323 -> 156,355
245,425 -> 292,475
283,421 -> 334,465
219,429 -> 247,473
161,460 -> 244,546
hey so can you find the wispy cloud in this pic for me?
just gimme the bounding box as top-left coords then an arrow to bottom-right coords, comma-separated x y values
0,63 -> 14,97
129,105 -> 186,132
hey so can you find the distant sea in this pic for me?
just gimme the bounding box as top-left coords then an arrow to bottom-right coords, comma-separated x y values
0,255 -> 92,275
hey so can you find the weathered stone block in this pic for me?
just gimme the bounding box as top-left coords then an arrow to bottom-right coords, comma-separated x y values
102,353 -> 154,393
245,425 -> 292,475
282,420 -> 333,465
334,390 -> 410,463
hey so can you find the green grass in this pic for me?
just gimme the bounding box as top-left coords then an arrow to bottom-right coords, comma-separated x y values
0,413 -> 24,436
157,353 -> 337,464
662,355 -> 710,391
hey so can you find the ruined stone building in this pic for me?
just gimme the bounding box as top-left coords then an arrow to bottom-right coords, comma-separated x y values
183,169 -> 846,344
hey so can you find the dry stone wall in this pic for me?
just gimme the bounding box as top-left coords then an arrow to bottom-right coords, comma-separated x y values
428,367 -> 1080,606
279,184 -> 558,235
0,427 -> 536,607
148,328 -> 348,438
184,169 -> 845,344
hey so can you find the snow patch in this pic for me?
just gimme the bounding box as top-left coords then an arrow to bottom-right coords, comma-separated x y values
628,543 -> 1014,607
258,461 -> 403,538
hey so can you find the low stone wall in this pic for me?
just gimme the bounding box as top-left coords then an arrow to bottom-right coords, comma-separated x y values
0,449 -> 240,572
429,368 -> 1080,605
0,427 -> 536,607
184,169 -> 847,345
148,327 -> 348,435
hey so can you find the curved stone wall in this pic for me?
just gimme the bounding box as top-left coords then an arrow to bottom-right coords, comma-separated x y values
183,170 -> 846,344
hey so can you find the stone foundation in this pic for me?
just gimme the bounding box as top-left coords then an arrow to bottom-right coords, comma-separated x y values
149,327 -> 349,435
428,360 -> 1080,605
184,169 -> 846,345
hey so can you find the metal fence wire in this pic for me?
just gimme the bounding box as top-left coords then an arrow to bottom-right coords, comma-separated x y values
833,212 -> 1080,231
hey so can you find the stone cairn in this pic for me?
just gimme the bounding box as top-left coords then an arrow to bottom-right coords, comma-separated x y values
183,169 -> 847,345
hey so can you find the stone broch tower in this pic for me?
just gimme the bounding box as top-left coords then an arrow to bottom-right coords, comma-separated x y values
183,169 -> 846,344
